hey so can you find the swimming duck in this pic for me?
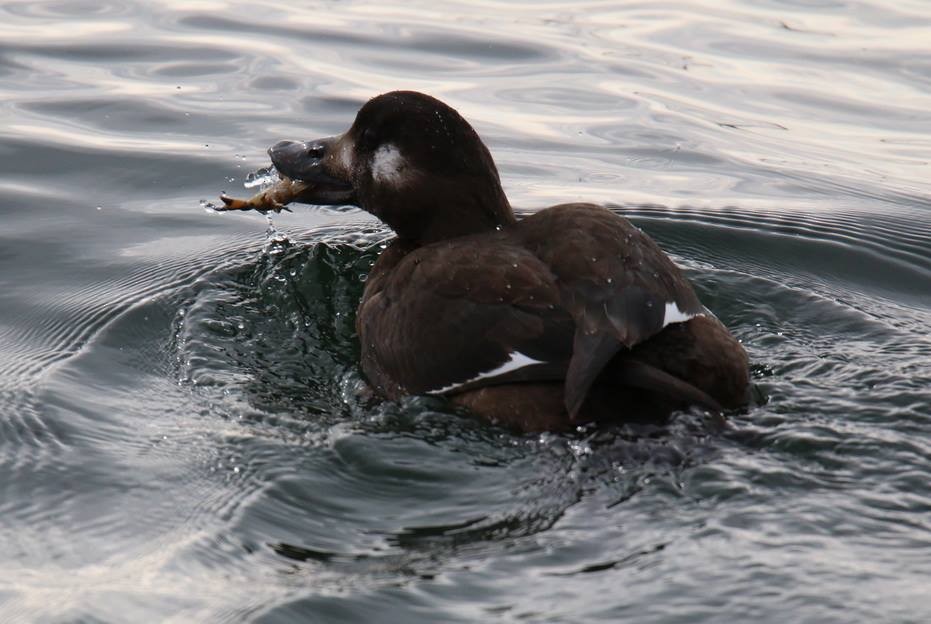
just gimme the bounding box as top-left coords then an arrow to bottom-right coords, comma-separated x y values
264,90 -> 749,431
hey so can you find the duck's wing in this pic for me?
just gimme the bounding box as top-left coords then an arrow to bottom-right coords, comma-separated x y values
517,204 -> 705,417
356,238 -> 576,399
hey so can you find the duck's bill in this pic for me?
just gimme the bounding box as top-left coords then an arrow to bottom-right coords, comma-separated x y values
216,135 -> 356,213
268,137 -> 355,206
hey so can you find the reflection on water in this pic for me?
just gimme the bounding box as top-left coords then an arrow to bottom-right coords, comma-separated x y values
1,0 -> 930,622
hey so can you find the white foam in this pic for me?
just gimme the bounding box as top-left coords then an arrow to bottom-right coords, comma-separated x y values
371,144 -> 406,186
662,301 -> 702,328
430,351 -> 545,394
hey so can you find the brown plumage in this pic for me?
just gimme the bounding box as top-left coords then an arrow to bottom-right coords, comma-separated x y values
265,91 -> 750,431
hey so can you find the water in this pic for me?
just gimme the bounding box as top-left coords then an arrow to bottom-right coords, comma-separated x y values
244,166 -> 279,190
2,0 -> 930,621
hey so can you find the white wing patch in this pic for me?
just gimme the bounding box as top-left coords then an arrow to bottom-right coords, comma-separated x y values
662,301 -> 702,328
429,351 -> 545,395
427,306 -> 696,396
371,144 -> 407,186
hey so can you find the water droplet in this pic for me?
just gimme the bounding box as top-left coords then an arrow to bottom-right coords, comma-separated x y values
244,166 -> 279,190
95,205 -> 102,211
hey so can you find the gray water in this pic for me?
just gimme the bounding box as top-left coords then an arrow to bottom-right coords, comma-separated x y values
2,1 -> 930,622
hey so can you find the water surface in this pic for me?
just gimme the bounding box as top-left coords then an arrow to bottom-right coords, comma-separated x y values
1,1 -> 930,622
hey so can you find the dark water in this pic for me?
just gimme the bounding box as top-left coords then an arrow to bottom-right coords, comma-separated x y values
2,1 -> 930,621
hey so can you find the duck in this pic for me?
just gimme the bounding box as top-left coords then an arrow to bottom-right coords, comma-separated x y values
266,90 -> 750,432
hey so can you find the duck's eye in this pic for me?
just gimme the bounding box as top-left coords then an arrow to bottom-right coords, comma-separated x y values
360,127 -> 378,147
305,143 -> 326,159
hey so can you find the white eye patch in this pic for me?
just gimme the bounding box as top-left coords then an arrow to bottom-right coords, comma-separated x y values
371,144 -> 408,186
335,137 -> 353,172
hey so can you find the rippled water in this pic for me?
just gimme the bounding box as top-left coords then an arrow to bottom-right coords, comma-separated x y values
2,1 -> 930,621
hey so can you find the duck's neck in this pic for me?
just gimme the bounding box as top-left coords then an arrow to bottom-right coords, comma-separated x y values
370,175 -> 516,247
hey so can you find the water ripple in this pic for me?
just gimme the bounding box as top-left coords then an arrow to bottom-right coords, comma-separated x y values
2,0 -> 931,621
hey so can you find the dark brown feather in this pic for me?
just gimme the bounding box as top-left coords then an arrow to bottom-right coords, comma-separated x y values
356,203 -> 746,426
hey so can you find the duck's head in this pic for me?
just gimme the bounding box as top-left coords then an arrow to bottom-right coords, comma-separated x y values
269,91 -> 514,244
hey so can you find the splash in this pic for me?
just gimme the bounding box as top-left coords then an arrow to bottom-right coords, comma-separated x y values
244,166 -> 279,190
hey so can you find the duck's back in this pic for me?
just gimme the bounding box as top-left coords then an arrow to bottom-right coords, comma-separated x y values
356,203 -> 749,430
